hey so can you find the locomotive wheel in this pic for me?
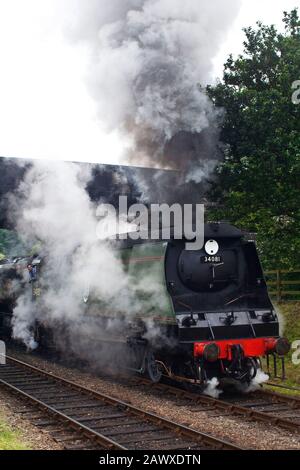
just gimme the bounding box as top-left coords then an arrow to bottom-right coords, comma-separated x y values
146,350 -> 162,383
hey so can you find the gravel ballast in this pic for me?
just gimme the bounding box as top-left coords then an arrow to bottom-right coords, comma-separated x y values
0,387 -> 63,450
3,350 -> 300,450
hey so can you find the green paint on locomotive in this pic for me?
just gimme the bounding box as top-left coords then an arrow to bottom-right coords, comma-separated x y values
86,242 -> 175,324
126,242 -> 174,321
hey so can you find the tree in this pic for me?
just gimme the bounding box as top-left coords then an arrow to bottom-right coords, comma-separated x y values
207,9 -> 300,269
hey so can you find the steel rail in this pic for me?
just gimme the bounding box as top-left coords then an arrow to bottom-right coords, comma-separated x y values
131,377 -> 300,434
0,377 -> 126,450
264,382 -> 300,394
0,355 -> 242,450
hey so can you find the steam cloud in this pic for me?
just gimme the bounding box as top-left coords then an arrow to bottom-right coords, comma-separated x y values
9,161 -> 170,367
6,1 -> 244,370
242,369 -> 270,393
63,0 -> 241,182
203,377 -> 222,399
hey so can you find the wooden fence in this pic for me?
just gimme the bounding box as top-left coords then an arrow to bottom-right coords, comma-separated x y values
265,269 -> 300,302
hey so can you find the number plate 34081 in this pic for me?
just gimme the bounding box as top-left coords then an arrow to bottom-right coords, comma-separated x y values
201,256 -> 222,263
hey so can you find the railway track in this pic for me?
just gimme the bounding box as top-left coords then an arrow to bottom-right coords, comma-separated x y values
130,377 -> 300,435
0,356 -> 242,451
264,381 -> 300,393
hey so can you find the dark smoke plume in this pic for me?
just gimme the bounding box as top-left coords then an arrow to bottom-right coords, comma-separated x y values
63,0 -> 241,187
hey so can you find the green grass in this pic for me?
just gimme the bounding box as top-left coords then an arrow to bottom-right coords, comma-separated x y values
262,302 -> 300,395
277,302 -> 300,385
0,417 -> 30,450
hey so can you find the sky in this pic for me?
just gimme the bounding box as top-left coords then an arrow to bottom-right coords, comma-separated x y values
0,0 -> 298,165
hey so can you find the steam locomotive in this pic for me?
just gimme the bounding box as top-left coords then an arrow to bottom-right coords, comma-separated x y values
0,222 -> 290,389
104,221 -> 290,386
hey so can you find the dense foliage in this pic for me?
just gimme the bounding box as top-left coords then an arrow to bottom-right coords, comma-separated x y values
207,9 -> 300,269
0,229 -> 27,259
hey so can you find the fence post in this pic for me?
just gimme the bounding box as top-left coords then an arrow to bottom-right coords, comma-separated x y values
276,270 -> 282,302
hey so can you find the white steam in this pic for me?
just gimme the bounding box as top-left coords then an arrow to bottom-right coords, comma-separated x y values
7,1 -> 244,358
242,369 -> 270,393
203,377 -> 222,398
275,305 -> 286,337
11,292 -> 38,350
9,160 -> 166,353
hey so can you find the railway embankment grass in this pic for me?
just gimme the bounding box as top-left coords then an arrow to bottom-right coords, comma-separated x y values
263,302 -> 300,394
278,302 -> 300,385
0,416 -> 29,450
